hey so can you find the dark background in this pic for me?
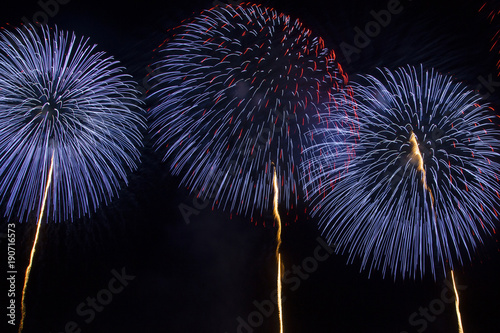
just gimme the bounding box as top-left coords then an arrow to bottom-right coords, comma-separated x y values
1,0 -> 500,332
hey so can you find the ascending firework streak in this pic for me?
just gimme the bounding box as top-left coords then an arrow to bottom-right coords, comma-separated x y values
451,270 -> 464,333
0,25 -> 144,332
149,3 -> 347,331
302,65 -> 499,330
273,166 -> 284,333
19,153 -> 54,333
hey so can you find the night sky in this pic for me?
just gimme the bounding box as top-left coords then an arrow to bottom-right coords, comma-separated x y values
2,0 -> 500,332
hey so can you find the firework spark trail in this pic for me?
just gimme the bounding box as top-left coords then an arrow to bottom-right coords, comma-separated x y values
409,131 -> 435,205
408,130 -> 439,251
479,1 -> 500,71
409,131 -> 463,332
18,152 -> 54,333
302,65 -> 500,279
273,167 -> 284,333
451,270 -> 464,333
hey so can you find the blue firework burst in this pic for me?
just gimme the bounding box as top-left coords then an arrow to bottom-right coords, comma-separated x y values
149,3 -> 346,219
0,25 -> 144,222
302,65 -> 500,279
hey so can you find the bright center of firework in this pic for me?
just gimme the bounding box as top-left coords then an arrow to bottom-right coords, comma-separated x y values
39,103 -> 59,118
409,131 -> 435,205
35,94 -> 64,120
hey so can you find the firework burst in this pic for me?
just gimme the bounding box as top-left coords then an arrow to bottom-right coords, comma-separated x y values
0,25 -> 144,223
302,65 -> 500,279
149,2 -> 347,219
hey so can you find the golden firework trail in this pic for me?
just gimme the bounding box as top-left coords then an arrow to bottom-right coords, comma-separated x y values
409,132 -> 464,333
451,270 -> 464,333
18,153 -> 55,333
273,167 -> 284,333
